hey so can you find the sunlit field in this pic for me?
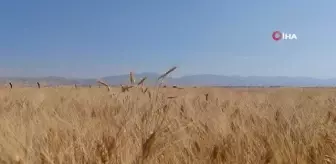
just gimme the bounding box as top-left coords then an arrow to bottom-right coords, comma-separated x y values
0,86 -> 336,164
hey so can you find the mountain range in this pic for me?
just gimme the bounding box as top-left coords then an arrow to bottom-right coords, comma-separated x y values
1,73 -> 336,87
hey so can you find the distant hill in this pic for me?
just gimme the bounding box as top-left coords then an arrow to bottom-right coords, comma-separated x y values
1,74 -> 336,87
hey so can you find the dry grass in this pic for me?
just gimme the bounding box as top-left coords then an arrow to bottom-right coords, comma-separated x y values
0,87 -> 336,164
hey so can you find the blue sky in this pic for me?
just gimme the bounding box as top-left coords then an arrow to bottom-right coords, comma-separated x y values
0,0 -> 335,78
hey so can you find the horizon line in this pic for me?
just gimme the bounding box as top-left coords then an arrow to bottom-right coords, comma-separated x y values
0,74 -> 336,80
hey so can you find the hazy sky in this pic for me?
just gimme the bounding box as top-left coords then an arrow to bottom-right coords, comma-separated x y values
0,0 -> 335,78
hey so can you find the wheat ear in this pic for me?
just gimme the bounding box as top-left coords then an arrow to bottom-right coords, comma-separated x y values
137,77 -> 147,85
158,66 -> 177,81
97,80 -> 110,91
129,72 -> 135,85
121,85 -> 133,92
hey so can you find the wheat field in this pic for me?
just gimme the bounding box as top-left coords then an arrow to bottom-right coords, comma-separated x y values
0,86 -> 336,164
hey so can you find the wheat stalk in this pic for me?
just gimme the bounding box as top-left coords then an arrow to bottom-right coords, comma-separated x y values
148,66 -> 178,101
37,82 -> 41,89
97,80 -> 110,91
9,82 -> 12,89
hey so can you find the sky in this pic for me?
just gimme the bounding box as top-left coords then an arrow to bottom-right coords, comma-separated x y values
0,0 -> 335,78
